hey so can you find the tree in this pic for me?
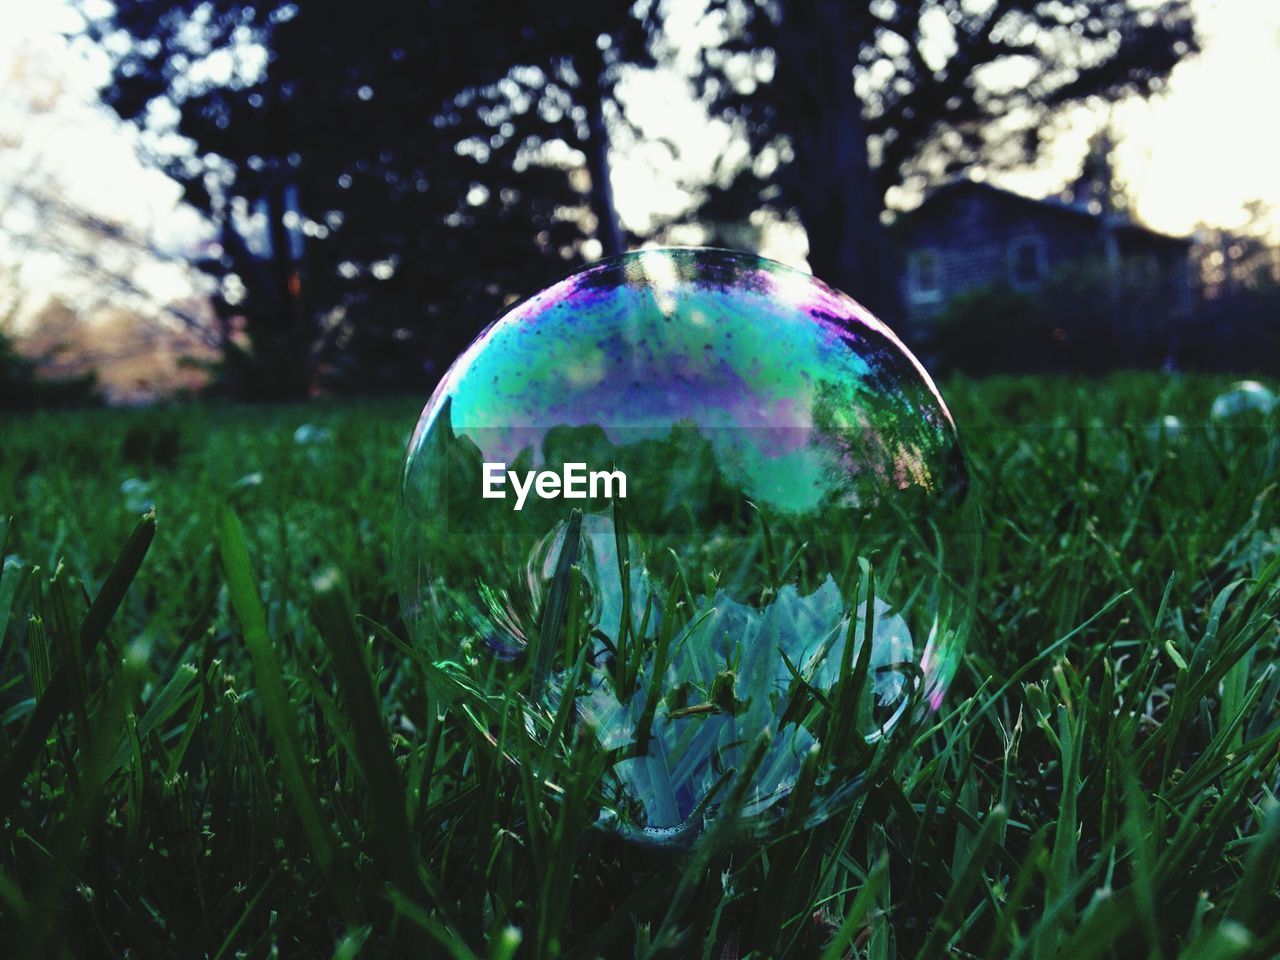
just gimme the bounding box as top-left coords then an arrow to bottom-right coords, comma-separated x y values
0,35 -> 213,369
679,0 -> 1197,321
1187,200 -> 1280,372
0,279 -> 98,409
1064,126 -> 1130,218
78,1 -> 658,398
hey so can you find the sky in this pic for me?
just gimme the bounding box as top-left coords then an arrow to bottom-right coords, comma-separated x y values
0,0 -> 206,320
610,0 -> 1280,246
1,0 -> 1278,320
996,0 -> 1280,238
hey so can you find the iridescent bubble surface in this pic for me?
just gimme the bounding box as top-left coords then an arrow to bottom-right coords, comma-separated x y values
1211,380 -> 1276,421
396,249 -> 979,844
1147,414 -> 1184,444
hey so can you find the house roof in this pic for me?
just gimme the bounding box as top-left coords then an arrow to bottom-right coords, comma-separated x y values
903,178 -> 1191,248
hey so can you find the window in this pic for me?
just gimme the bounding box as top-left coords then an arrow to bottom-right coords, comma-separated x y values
908,249 -> 942,303
1009,236 -> 1046,288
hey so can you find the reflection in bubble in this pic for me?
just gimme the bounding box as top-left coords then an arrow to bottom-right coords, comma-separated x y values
397,248 -> 980,844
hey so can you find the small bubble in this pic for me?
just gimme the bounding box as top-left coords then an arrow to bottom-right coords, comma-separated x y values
1211,380 -> 1275,420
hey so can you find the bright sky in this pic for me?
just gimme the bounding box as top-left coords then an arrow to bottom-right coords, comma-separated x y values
995,0 -> 1280,238
1,0 -> 1277,317
0,0 -> 207,320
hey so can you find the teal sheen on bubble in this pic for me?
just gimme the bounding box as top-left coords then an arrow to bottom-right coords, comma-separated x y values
396,249 -> 980,846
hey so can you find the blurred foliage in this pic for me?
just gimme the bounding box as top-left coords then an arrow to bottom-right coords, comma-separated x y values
1185,202 -> 1280,373
929,253 -> 1280,377
77,0 -> 661,398
674,0 -> 1196,320
1193,201 -> 1280,301
0,328 -> 98,411
70,1 -> 1201,397
928,283 -> 1044,377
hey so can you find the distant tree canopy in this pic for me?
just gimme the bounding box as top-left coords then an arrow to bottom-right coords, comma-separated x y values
681,0 -> 1197,320
78,0 -> 1198,397
0,327 -> 99,410
78,0 -> 656,398
1187,201 -> 1280,373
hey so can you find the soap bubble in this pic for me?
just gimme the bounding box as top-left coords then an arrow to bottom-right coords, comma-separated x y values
292,423 -> 333,446
1211,381 -> 1275,421
396,249 -> 979,845
1146,414 -> 1184,444
120,477 -> 155,513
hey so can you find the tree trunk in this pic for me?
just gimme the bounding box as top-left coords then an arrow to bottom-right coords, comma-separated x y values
776,0 -> 901,324
576,42 -> 624,259
263,179 -> 312,398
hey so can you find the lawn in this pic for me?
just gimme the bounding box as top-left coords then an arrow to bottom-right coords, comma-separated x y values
1,374 -> 1278,958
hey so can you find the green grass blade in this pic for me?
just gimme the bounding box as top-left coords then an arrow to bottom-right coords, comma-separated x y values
0,509 -> 155,817
311,570 -> 421,898
215,503 -> 361,925
532,508 -> 582,701
915,804 -> 1008,960
818,854 -> 889,960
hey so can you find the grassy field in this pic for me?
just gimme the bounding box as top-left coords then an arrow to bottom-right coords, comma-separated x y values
1,374 -> 1278,959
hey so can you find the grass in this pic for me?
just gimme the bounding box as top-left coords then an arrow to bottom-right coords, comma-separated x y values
0,373 -> 1278,958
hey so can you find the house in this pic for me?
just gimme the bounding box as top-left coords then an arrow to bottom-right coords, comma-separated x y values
893,180 -> 1193,329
